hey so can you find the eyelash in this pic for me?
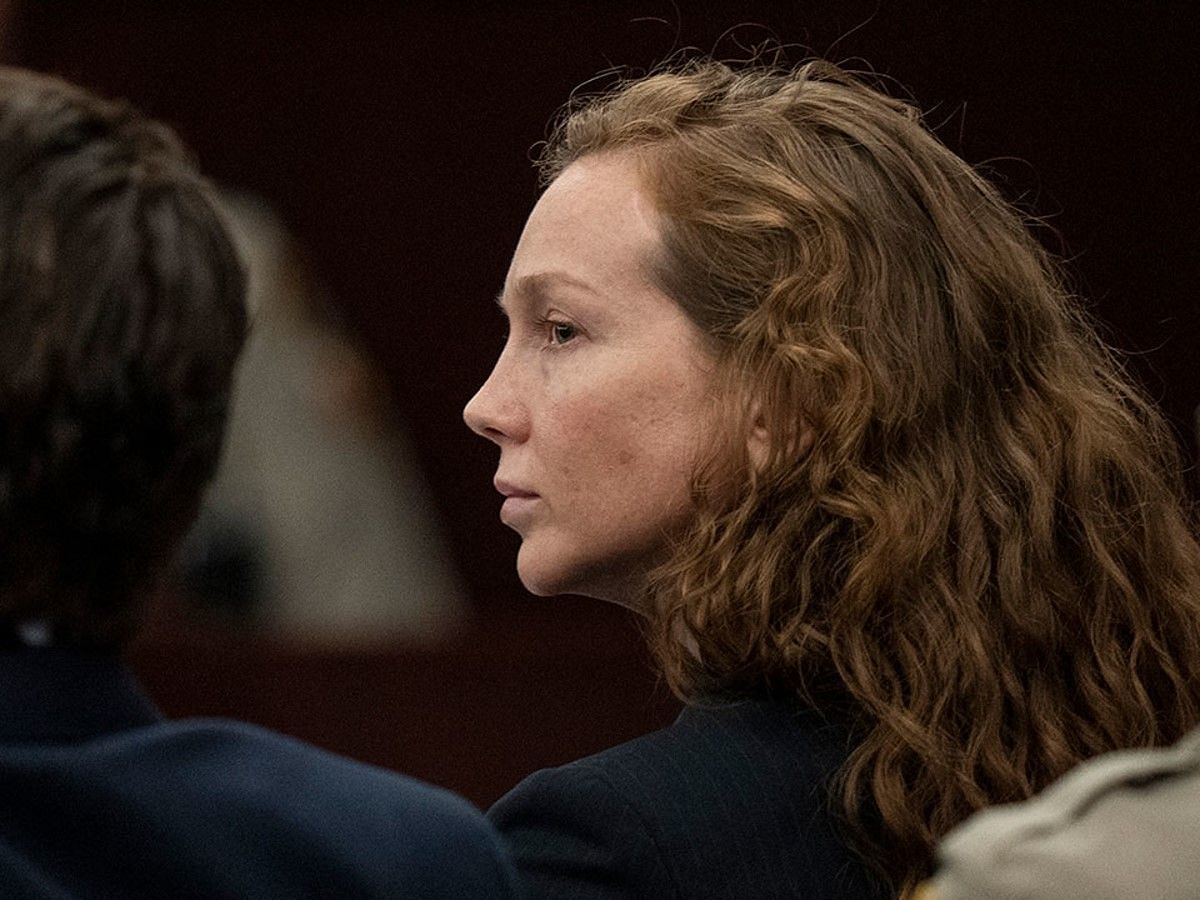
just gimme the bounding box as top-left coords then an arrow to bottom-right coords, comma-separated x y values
536,316 -> 579,348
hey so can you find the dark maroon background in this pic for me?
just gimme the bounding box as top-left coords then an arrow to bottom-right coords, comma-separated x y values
4,2 -> 1197,805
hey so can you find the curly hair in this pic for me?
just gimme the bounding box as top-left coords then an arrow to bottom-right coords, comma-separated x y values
537,58 -> 1200,893
0,68 -> 246,646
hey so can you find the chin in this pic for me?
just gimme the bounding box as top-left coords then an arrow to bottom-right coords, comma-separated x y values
515,543 -> 595,598
517,574 -> 560,597
516,544 -> 643,607
516,558 -> 575,597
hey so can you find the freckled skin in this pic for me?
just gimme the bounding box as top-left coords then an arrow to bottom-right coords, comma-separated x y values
463,154 -> 717,610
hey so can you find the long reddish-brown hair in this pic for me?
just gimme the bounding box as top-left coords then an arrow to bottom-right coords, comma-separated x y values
537,58 -> 1200,893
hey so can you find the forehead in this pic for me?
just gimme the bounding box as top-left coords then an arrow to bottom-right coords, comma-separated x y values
505,153 -> 663,300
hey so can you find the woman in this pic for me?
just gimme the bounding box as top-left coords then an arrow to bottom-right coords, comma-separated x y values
463,58 -> 1200,898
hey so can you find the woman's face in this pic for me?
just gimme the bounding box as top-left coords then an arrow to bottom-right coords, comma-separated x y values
463,153 -> 717,606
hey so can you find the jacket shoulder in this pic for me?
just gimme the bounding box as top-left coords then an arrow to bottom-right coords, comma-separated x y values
491,699 -> 883,898
490,755 -> 680,899
15,718 -> 520,899
172,719 -> 521,898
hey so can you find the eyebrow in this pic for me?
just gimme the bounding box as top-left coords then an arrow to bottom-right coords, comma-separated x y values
494,271 -> 599,311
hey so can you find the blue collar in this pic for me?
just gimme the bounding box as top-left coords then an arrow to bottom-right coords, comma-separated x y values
0,647 -> 162,743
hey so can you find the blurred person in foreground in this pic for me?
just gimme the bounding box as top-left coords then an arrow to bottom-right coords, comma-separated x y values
916,727 -> 1200,899
464,57 -> 1200,898
0,67 -> 518,898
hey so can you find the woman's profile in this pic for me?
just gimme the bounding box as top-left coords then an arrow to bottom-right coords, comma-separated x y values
464,57 -> 1200,898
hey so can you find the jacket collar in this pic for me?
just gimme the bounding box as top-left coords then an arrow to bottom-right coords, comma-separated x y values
0,647 -> 161,743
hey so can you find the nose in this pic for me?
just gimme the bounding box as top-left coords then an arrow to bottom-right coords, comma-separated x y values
463,352 -> 527,446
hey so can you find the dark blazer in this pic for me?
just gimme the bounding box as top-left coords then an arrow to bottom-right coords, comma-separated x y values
490,696 -> 889,899
0,647 -> 520,899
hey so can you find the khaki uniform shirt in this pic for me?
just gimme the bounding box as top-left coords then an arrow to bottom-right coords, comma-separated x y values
928,729 -> 1200,899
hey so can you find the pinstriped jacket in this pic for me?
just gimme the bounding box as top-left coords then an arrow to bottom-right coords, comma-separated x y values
490,696 -> 889,899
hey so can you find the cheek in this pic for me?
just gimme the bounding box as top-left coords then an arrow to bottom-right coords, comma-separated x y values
536,351 -> 714,512
540,393 -> 624,489
546,385 -> 700,508
534,393 -> 623,509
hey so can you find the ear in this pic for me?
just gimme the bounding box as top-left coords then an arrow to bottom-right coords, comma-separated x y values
746,401 -> 813,473
747,405 -> 771,471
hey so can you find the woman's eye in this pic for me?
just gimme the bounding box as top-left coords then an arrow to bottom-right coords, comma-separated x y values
549,322 -> 577,345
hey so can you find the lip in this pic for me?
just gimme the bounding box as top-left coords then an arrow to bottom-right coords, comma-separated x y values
495,478 -> 540,527
494,477 -> 538,499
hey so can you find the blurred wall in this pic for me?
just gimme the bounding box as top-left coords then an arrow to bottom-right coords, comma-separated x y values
4,1 -> 1197,803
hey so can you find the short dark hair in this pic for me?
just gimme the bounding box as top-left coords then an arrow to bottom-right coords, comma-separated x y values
0,68 -> 246,646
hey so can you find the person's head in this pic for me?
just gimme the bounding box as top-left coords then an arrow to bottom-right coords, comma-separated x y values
464,150 -> 719,606
468,57 -> 1200,891
0,68 -> 246,647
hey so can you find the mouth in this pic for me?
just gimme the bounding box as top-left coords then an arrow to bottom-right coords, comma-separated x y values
495,478 -> 539,527
494,478 -> 538,500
